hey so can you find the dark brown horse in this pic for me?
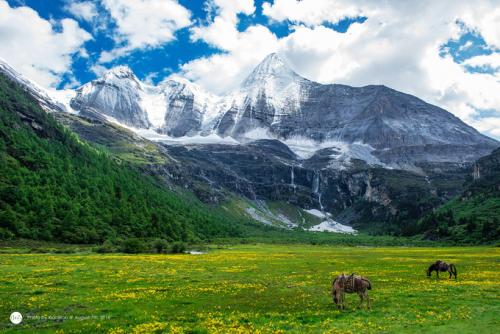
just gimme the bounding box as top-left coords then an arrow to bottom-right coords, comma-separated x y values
331,273 -> 372,309
426,260 -> 457,279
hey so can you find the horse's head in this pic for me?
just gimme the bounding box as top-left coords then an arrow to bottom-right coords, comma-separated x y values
333,292 -> 339,305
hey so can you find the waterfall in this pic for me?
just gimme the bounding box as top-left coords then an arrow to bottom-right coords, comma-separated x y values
312,171 -> 319,194
312,170 -> 324,211
473,164 -> 481,181
290,165 -> 296,193
318,192 -> 324,212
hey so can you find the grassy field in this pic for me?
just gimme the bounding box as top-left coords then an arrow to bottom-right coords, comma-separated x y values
1,245 -> 499,333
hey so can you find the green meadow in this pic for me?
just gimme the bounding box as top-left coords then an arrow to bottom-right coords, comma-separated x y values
1,245 -> 498,333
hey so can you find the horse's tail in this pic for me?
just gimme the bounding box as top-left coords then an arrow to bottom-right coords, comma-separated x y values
450,264 -> 457,278
362,278 -> 372,290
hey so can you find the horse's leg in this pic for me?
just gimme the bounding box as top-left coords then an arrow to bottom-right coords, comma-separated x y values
367,292 -> 371,309
436,270 -> 439,279
357,292 -> 364,309
449,270 -> 452,279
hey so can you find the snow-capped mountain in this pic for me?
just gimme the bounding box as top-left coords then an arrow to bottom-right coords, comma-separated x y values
70,66 -> 151,128
155,77 -> 225,137
217,53 -> 308,138
1,54 -> 498,167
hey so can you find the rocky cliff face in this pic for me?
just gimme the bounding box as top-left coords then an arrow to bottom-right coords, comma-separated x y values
468,147 -> 500,193
51,108 -> 470,231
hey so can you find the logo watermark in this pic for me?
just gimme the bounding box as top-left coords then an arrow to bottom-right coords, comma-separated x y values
10,312 -> 22,325
9,311 -> 110,324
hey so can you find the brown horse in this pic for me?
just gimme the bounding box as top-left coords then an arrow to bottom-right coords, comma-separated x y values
331,273 -> 372,309
426,260 -> 457,279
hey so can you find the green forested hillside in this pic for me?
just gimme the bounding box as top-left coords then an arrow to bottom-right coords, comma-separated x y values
0,74 -> 247,243
418,148 -> 500,243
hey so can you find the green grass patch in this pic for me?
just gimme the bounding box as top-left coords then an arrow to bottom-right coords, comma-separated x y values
0,245 -> 498,333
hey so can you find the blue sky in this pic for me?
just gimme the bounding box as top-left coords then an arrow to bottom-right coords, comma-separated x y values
0,0 -> 499,139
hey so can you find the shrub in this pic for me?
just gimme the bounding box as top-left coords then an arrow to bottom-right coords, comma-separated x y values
153,239 -> 169,253
53,248 -> 78,254
170,242 -> 187,254
95,240 -> 116,253
121,238 -> 148,254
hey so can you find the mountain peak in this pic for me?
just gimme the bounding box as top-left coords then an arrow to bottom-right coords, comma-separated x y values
241,53 -> 302,88
103,66 -> 137,80
259,53 -> 287,68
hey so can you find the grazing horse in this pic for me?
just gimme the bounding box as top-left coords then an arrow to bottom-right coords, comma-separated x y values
331,273 -> 372,309
426,260 -> 457,279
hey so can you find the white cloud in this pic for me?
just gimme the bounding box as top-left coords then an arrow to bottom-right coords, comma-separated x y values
0,0 -> 92,88
64,1 -> 98,22
463,53 -> 500,70
262,0 -> 363,26
99,0 -> 191,62
180,0 -> 279,93
471,117 -> 500,138
460,5 -> 500,50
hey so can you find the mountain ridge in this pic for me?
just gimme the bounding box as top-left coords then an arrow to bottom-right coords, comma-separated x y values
66,54 -> 497,167
1,55 -> 497,170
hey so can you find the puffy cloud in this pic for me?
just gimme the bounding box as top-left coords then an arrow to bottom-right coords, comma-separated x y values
471,117 -> 500,138
190,0 -> 256,50
180,0 -> 279,93
64,1 -> 98,22
0,0 -> 92,88
459,5 -> 500,49
262,0 -> 364,26
99,0 -> 191,61
463,53 -> 500,70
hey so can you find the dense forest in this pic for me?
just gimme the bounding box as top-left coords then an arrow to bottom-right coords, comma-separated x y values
0,74 -> 249,243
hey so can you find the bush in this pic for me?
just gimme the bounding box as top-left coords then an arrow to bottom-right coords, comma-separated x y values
0,227 -> 14,240
121,238 -> 148,254
95,240 -> 116,253
170,242 -> 187,254
53,248 -> 78,254
153,239 -> 169,253
29,247 -> 56,253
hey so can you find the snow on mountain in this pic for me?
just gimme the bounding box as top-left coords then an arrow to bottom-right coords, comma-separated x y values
304,209 -> 328,219
308,220 -> 357,234
302,208 -> 356,233
70,66 -> 151,128
155,76 -> 228,136
139,84 -> 167,128
240,53 -> 306,113
0,58 -> 69,113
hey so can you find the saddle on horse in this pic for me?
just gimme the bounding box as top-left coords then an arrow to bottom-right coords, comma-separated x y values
344,273 -> 357,292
